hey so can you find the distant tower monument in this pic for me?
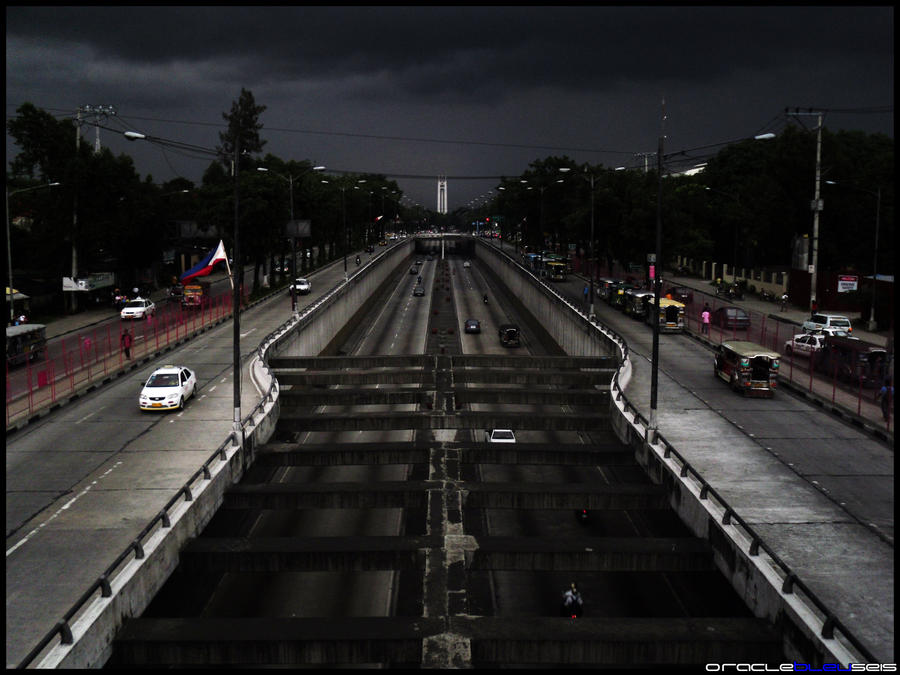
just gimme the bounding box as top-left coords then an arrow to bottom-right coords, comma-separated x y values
437,176 -> 448,214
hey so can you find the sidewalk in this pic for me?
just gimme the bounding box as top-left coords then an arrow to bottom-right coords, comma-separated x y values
665,273 -> 890,348
34,271 -> 233,341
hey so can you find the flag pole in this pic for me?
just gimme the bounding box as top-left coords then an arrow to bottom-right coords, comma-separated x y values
223,241 -> 234,290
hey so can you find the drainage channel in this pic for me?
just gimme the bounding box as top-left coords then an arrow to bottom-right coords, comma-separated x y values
104,255 -> 786,668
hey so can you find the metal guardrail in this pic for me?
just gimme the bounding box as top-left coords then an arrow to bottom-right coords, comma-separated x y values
480,241 -> 876,663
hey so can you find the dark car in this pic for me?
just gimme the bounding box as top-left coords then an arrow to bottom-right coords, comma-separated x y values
413,285 -> 426,297
464,319 -> 481,334
711,306 -> 750,329
665,286 -> 693,304
410,267 -> 418,275
499,323 -> 521,347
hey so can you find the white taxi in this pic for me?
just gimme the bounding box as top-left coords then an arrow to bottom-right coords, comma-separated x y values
783,333 -> 826,358
140,365 -> 197,411
121,297 -> 156,320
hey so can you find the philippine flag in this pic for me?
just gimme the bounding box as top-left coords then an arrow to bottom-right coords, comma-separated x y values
180,240 -> 229,283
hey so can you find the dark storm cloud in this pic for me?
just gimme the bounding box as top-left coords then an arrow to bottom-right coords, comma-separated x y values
6,6 -> 893,207
8,6 -> 892,104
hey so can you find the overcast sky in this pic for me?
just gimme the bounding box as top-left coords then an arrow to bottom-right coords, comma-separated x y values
6,6 -> 894,212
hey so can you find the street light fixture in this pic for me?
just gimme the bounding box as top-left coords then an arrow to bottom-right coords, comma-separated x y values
558,167 -> 598,321
7,182 -> 61,323
124,127 -> 246,447
257,165 -> 325,302
320,177 -> 367,280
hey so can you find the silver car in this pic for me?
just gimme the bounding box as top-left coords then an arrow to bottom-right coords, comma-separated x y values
802,313 -> 852,335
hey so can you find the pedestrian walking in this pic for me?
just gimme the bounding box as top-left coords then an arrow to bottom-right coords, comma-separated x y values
121,328 -> 133,360
583,284 -> 589,305
780,292 -> 789,312
876,378 -> 893,424
701,304 -> 711,335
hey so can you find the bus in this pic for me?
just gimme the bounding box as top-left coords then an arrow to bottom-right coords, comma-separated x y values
546,261 -> 567,281
6,323 -> 47,367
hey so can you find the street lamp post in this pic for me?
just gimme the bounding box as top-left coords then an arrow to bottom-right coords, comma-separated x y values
258,165 -> 325,309
7,182 -> 61,323
558,167 -> 596,321
124,127 -> 245,448
321,177 -> 366,281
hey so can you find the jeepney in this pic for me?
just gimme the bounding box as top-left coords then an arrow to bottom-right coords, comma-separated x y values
623,288 -> 654,320
6,323 -> 47,367
714,340 -> 780,397
596,278 -> 619,301
646,297 -> 685,332
609,282 -> 635,311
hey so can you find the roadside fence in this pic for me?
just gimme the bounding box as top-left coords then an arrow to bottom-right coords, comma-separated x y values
6,291 -> 243,428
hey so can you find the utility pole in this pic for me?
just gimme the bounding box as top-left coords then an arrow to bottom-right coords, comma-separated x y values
649,98 -> 666,437
788,108 -> 825,312
70,104 -> 116,312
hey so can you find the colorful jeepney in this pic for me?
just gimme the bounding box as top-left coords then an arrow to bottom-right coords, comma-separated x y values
646,296 -> 685,332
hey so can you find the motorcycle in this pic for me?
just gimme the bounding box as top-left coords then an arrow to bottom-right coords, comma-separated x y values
560,584 -> 584,618
355,256 -> 361,266
483,294 -> 489,304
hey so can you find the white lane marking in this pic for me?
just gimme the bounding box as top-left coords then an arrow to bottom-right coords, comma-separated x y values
6,460 -> 125,557
75,411 -> 97,424
241,328 -> 258,338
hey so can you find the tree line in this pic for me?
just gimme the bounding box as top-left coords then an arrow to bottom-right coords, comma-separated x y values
7,92 -> 893,308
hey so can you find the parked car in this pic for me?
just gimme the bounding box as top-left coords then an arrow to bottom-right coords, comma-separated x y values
139,365 -> 196,411
290,278 -> 311,295
710,306 -> 750,329
664,286 -> 693,304
802,313 -> 853,335
484,429 -> 516,443
783,333 -> 826,357
120,298 -> 156,320
464,319 -> 481,334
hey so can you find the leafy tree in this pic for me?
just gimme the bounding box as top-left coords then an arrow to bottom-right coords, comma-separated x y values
217,88 -> 267,162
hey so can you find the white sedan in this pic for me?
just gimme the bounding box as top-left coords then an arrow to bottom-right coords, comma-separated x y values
120,298 -> 156,320
485,429 -> 516,443
139,365 -> 197,411
290,278 -> 311,295
783,333 -> 826,357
